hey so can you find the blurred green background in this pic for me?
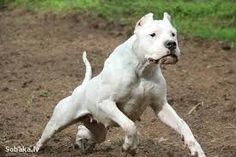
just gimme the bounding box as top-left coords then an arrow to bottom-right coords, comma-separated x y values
3,0 -> 236,41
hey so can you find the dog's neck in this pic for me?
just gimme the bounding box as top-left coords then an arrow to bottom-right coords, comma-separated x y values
126,35 -> 161,78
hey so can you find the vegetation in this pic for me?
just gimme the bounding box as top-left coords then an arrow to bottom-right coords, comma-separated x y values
5,0 -> 236,41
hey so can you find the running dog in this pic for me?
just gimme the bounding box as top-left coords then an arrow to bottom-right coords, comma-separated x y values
36,12 -> 205,157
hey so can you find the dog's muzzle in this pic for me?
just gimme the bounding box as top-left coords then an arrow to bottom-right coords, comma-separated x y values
148,40 -> 179,64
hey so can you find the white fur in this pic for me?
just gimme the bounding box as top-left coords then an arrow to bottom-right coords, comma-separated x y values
36,13 -> 205,157
82,51 -> 92,84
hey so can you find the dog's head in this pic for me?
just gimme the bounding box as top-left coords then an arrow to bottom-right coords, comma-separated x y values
134,12 -> 180,64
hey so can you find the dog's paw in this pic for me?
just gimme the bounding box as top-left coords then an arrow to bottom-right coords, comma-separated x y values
188,142 -> 205,157
182,138 -> 205,157
35,141 -> 42,152
121,133 -> 139,156
121,146 -> 137,156
75,125 -> 96,153
75,138 -> 96,154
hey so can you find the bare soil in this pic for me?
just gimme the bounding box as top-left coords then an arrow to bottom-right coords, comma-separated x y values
0,10 -> 236,157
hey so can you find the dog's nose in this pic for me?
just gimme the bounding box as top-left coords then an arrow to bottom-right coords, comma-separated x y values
164,40 -> 176,50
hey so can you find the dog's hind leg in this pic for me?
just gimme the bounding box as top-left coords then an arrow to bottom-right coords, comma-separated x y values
35,95 -> 88,151
36,52 -> 92,151
75,117 -> 107,153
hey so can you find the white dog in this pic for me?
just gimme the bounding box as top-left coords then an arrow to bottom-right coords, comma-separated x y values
36,12 -> 205,157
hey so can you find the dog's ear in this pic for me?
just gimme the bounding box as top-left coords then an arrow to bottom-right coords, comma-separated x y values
134,13 -> 154,34
163,12 -> 171,22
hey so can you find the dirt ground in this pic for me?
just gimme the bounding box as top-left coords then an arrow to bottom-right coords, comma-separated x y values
0,10 -> 236,157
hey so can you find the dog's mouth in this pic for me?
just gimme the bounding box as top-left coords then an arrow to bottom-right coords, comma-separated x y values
148,54 -> 178,64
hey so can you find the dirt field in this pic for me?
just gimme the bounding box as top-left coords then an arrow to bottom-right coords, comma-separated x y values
0,10 -> 236,157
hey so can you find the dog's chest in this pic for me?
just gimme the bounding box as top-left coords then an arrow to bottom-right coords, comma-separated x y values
118,78 -> 155,120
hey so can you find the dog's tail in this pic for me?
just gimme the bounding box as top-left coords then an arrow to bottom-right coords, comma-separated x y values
82,51 -> 92,84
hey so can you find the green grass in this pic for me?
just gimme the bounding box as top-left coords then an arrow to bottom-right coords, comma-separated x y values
5,0 -> 236,41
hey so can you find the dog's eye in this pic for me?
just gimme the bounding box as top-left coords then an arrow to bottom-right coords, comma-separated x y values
150,33 -> 156,37
171,33 -> 176,37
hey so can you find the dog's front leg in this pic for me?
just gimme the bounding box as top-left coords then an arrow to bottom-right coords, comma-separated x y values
151,102 -> 205,157
98,99 -> 138,155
